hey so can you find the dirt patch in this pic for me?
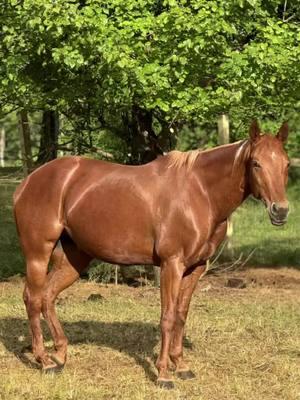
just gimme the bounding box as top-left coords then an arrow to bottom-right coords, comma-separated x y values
199,267 -> 300,291
2,267 -> 299,301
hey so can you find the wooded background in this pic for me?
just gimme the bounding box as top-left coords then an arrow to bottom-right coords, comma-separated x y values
0,0 -> 300,167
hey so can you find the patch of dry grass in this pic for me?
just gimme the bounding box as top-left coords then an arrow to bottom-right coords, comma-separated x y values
0,274 -> 300,400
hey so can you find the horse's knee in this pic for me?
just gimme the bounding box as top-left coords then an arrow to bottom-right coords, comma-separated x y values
176,307 -> 188,326
161,308 -> 177,333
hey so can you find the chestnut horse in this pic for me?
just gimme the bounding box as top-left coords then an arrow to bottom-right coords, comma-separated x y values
13,121 -> 289,389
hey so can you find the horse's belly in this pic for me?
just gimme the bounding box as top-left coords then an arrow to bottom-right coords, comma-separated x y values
68,223 -> 155,265
64,187 -> 156,264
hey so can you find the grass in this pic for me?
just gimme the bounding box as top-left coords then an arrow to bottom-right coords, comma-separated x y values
0,278 -> 300,399
231,183 -> 300,267
0,180 -> 23,278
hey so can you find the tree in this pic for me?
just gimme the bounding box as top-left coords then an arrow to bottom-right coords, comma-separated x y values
0,0 -> 300,160
37,111 -> 59,164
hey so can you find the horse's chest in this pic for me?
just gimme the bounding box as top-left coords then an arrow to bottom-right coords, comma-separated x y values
187,219 -> 228,265
183,217 -> 227,266
185,236 -> 212,265
180,222 -> 212,264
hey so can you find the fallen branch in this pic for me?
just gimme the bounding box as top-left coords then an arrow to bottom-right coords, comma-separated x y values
208,247 -> 257,275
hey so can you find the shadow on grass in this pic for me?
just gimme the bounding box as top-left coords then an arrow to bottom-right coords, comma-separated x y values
0,317 -> 193,382
233,237 -> 300,268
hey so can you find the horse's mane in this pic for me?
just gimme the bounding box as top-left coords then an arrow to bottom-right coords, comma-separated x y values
232,139 -> 251,171
165,140 -> 251,173
166,150 -> 200,170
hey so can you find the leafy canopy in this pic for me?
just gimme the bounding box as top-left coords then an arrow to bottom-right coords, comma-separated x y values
1,0 -> 300,153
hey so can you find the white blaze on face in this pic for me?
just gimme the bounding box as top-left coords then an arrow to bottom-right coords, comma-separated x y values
271,151 -> 277,161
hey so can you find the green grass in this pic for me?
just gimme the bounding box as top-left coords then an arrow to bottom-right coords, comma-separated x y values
0,280 -> 300,400
0,181 -> 23,278
231,183 -> 300,266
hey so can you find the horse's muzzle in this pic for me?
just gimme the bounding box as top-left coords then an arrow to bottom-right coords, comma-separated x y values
269,202 -> 289,226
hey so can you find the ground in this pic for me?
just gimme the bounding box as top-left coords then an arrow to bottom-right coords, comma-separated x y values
0,268 -> 300,400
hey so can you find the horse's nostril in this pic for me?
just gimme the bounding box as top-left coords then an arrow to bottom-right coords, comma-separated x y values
271,203 -> 278,214
271,202 -> 289,217
270,202 -> 289,222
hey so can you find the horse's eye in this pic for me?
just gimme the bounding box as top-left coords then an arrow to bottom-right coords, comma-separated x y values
252,160 -> 261,169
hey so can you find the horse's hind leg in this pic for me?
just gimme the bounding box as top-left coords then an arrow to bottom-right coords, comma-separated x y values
23,242 -> 58,370
42,239 -> 91,368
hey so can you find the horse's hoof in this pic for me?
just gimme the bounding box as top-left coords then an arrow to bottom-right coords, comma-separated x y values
157,379 -> 175,390
176,370 -> 196,380
50,354 -> 65,368
42,364 -> 64,374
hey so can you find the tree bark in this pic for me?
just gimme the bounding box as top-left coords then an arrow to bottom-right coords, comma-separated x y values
18,110 -> 33,175
37,110 -> 59,164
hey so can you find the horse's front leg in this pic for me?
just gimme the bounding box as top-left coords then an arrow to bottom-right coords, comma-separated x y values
169,220 -> 227,379
156,257 -> 185,389
169,264 -> 207,379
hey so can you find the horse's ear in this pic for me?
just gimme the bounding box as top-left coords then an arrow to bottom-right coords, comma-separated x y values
249,120 -> 260,141
276,122 -> 289,143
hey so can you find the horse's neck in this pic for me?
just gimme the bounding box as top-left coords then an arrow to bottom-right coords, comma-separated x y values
194,141 -> 250,221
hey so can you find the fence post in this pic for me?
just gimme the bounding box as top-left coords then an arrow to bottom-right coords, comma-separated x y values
0,125 -> 5,167
217,114 -> 233,257
153,266 -> 160,287
115,265 -> 118,285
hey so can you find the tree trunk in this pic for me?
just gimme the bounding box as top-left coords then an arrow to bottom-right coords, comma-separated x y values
37,110 -> 59,164
0,125 -> 5,167
130,105 -> 164,164
18,110 -> 33,175
158,119 -> 179,152
217,114 -> 233,258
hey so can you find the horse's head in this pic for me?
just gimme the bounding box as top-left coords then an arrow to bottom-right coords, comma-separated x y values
248,120 -> 289,226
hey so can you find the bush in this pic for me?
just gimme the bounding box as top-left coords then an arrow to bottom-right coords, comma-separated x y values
87,261 -> 115,284
87,261 -> 156,285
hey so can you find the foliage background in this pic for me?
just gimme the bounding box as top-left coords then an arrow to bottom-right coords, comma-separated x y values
1,0 -> 300,163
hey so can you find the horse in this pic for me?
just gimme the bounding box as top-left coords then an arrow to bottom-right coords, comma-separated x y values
13,120 -> 289,389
